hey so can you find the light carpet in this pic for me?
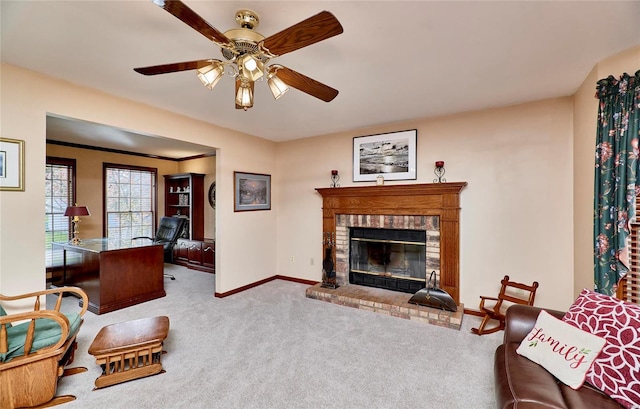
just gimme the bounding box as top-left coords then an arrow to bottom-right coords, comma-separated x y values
50,264 -> 503,409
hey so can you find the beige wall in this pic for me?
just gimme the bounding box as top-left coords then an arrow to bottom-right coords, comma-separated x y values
572,45 -> 640,297
0,63 -> 276,297
572,66 -> 599,297
276,98 -> 575,310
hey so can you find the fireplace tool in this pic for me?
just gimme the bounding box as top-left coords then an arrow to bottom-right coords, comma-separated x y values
321,232 -> 338,289
408,271 -> 457,312
321,247 -> 338,289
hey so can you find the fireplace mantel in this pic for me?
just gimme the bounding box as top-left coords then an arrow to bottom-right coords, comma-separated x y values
316,182 -> 467,303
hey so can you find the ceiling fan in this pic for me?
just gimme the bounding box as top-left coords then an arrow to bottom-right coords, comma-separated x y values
134,0 -> 344,110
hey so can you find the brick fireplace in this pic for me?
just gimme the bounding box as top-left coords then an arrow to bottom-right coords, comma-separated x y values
306,182 -> 467,329
336,214 -> 440,292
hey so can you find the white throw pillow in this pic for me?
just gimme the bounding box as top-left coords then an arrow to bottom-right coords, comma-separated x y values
516,310 -> 606,389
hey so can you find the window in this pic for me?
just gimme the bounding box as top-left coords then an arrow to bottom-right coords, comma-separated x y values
104,164 -> 156,241
45,157 -> 75,268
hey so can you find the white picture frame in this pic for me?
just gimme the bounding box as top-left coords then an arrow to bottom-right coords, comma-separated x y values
0,137 -> 25,191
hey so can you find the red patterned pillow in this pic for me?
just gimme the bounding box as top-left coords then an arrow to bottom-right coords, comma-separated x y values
562,289 -> 640,409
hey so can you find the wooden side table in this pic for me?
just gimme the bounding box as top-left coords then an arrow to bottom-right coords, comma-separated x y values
88,316 -> 169,389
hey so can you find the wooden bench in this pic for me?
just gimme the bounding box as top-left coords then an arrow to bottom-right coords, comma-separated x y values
88,316 -> 169,389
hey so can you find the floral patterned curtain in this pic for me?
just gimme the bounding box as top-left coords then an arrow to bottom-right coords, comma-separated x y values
594,70 -> 640,295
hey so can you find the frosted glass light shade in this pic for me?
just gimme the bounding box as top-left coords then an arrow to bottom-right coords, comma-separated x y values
238,54 -> 264,82
235,84 -> 253,108
267,72 -> 289,100
197,62 -> 224,89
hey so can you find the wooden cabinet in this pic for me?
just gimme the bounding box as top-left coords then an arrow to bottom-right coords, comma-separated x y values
164,173 -> 213,273
164,173 -> 205,240
174,239 -> 190,265
187,240 -> 203,266
202,240 -> 215,272
174,238 -> 215,274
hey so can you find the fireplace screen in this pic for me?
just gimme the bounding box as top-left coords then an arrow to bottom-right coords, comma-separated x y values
349,227 -> 426,293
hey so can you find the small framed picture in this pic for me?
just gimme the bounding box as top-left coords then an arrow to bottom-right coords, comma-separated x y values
0,137 -> 25,191
353,129 -> 417,182
234,172 -> 271,212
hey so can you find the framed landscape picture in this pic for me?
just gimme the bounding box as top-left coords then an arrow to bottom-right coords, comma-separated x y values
0,137 -> 25,191
353,129 -> 417,182
234,171 -> 271,212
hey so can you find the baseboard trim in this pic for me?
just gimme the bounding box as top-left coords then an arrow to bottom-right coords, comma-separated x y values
214,275 -> 320,298
274,275 -> 318,286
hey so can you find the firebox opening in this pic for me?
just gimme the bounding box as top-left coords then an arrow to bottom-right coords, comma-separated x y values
349,227 -> 426,294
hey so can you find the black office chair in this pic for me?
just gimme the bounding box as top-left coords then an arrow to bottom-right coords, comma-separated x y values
132,216 -> 187,280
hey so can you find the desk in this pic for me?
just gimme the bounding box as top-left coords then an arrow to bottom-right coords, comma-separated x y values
52,239 -> 165,315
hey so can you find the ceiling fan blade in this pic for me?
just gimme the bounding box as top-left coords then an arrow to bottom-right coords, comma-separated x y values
261,11 -> 343,57
134,60 -> 211,75
154,0 -> 232,47
276,66 -> 339,102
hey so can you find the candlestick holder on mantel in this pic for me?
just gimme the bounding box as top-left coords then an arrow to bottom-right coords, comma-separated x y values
330,170 -> 340,188
433,161 -> 446,183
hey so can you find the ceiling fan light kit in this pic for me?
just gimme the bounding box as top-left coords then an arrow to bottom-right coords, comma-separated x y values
196,60 -> 224,89
235,82 -> 253,110
135,1 -> 343,110
237,54 -> 265,82
266,66 -> 290,100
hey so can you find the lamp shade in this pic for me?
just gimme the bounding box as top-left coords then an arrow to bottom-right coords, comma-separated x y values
267,71 -> 289,100
197,61 -> 224,90
235,83 -> 253,108
238,54 -> 264,82
64,205 -> 90,217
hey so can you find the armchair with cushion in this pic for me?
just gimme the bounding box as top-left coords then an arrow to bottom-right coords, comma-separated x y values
133,216 -> 187,280
0,286 -> 88,409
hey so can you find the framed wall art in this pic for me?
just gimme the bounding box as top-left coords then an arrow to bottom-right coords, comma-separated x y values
0,137 -> 25,191
208,181 -> 216,209
353,129 -> 417,182
234,171 -> 271,212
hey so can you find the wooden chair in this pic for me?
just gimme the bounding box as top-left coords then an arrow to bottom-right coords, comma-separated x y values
471,275 -> 539,335
0,286 -> 88,409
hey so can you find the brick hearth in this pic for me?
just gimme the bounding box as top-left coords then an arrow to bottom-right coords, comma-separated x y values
305,283 -> 464,330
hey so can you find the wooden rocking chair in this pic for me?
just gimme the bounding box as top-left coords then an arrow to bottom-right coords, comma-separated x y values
471,275 -> 539,335
0,286 -> 88,409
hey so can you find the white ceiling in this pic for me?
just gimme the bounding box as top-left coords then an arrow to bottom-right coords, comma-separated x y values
2,1 -> 639,155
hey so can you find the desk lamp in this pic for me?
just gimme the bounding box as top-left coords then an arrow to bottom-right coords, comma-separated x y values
64,204 -> 91,245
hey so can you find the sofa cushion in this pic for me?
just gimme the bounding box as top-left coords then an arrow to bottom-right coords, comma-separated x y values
559,383 -> 624,409
562,289 -> 640,409
0,312 -> 81,362
495,343 -> 569,409
516,310 -> 606,389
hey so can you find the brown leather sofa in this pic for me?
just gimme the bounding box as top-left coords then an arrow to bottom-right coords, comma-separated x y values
494,304 -> 623,409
